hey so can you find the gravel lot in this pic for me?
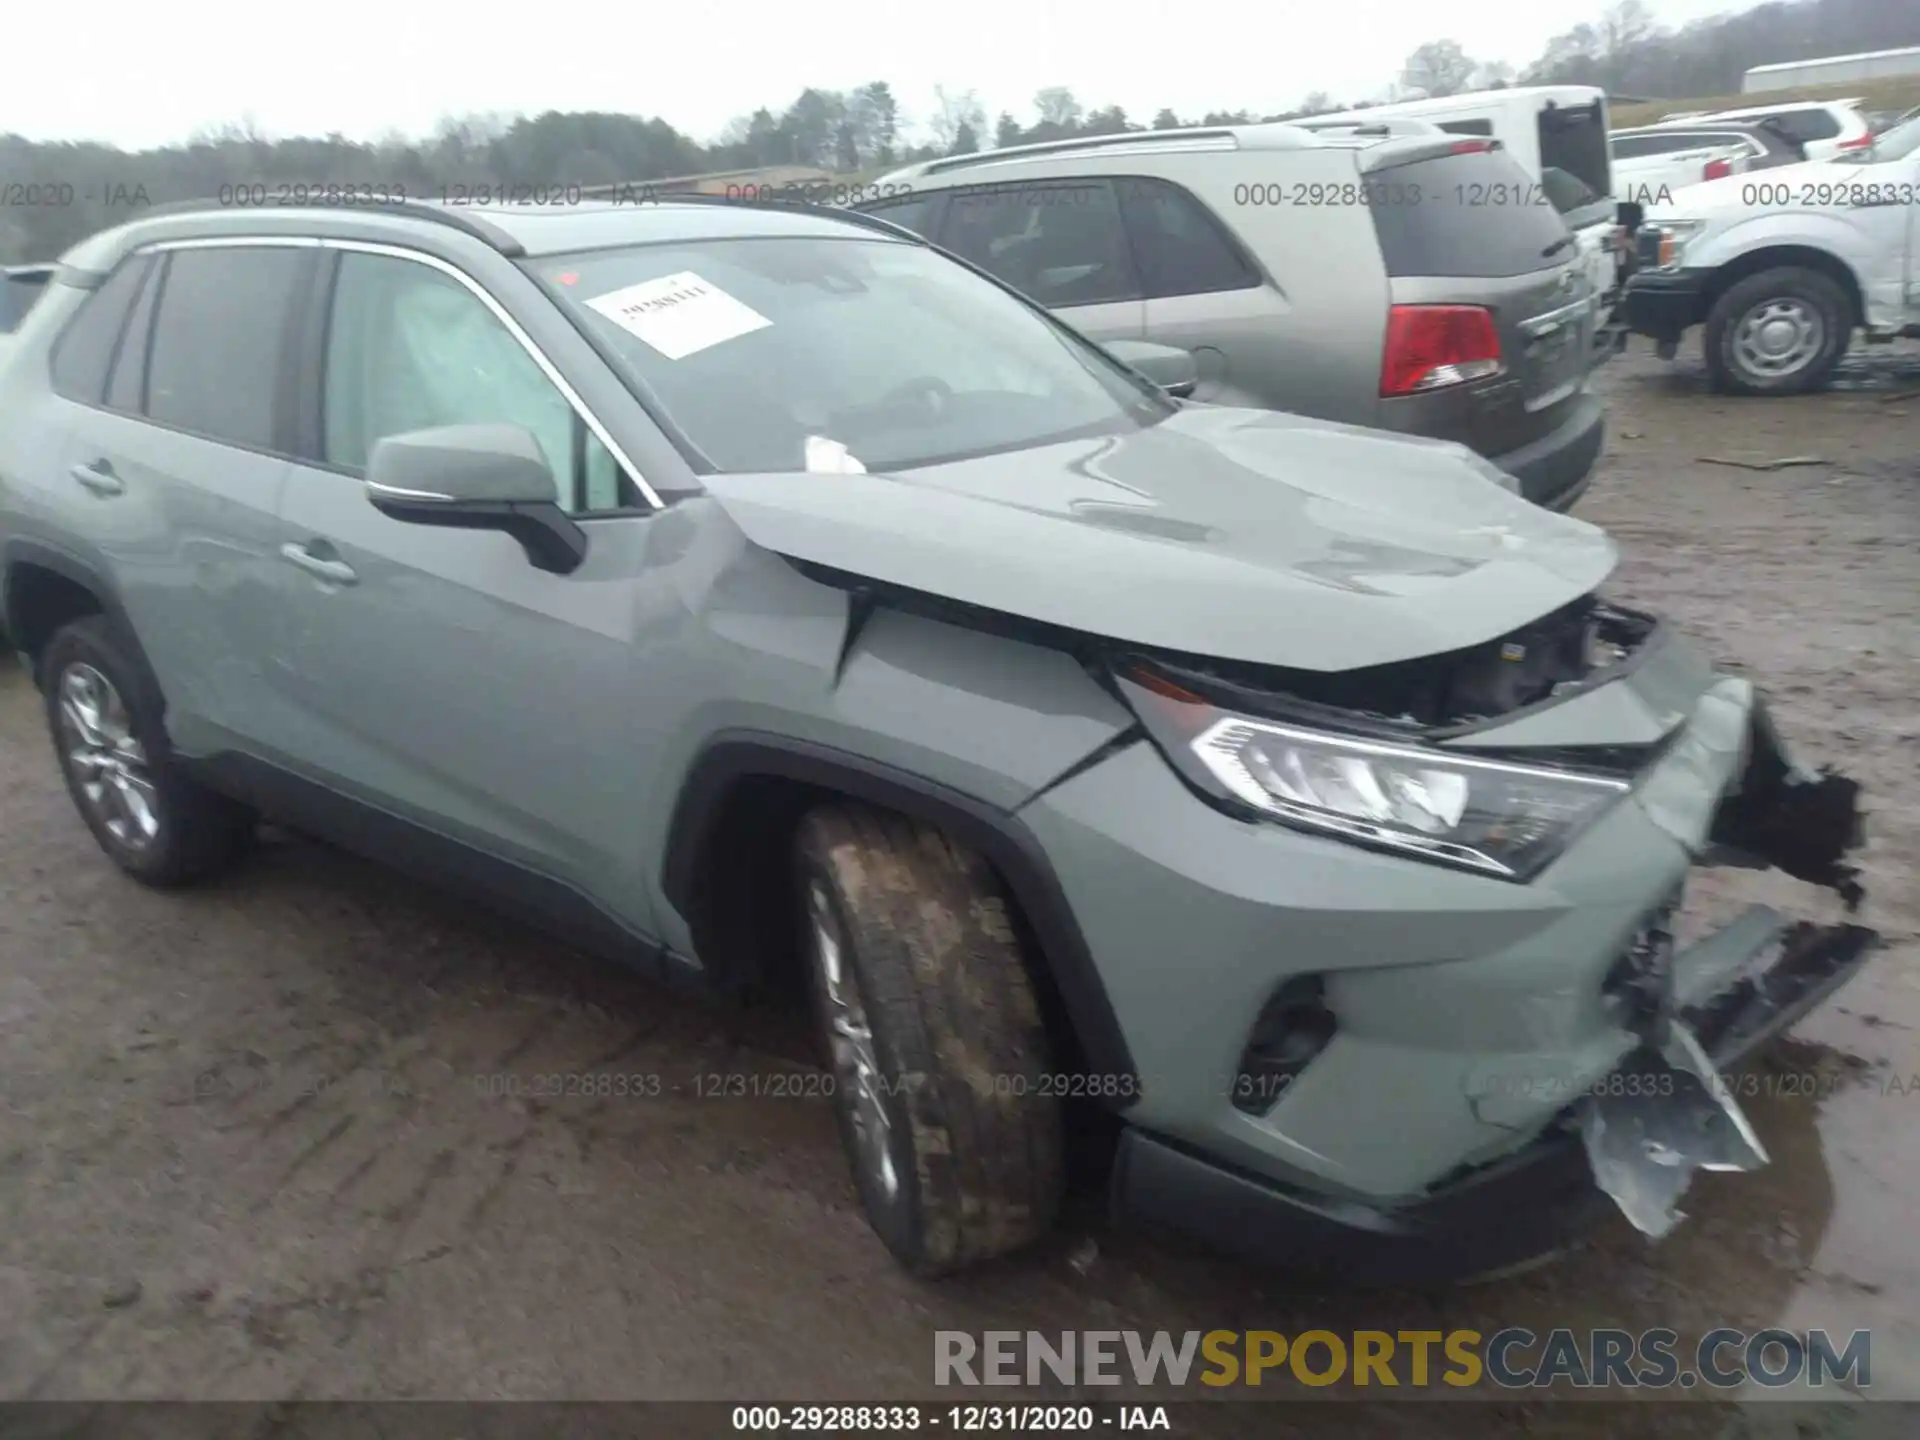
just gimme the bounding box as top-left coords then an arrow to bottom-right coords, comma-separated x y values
2,344 -> 1916,1426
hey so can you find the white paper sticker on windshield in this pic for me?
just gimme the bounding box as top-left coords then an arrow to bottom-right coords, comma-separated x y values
584,271 -> 770,360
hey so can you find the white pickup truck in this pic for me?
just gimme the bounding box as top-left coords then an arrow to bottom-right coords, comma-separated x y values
1620,111 -> 1920,393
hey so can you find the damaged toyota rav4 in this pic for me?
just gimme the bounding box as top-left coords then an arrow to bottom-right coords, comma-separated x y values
0,197 -> 1878,1282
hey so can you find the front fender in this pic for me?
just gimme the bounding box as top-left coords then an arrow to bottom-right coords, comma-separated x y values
1680,211 -> 1872,289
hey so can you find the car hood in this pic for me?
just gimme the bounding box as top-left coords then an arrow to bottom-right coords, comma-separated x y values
702,405 -> 1617,674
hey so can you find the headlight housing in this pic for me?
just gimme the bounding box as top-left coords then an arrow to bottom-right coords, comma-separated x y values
1122,673 -> 1631,881
1644,219 -> 1705,271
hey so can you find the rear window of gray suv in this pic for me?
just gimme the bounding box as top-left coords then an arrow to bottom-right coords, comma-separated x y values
1368,149 -> 1576,278
538,236 -> 1173,474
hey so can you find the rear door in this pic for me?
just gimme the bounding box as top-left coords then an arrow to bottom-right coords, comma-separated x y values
931,178 -> 1145,342
55,240 -> 309,758
1114,175 -> 1289,407
1366,145 -> 1597,460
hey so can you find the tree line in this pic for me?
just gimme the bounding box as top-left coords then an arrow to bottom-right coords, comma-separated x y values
4,0 -> 1916,262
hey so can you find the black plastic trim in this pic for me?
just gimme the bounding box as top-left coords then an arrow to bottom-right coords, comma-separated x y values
179,752 -> 681,985
0,539 -> 164,707
663,732 -> 1140,1106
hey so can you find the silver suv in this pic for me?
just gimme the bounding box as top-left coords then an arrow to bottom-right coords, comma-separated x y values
858,124 -> 1607,511
0,197 -> 1875,1282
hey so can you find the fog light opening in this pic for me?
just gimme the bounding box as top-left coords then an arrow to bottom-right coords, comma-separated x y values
1232,974 -> 1337,1116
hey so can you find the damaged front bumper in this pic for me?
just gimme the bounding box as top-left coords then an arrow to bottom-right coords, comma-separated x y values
1089,657 -> 1879,1282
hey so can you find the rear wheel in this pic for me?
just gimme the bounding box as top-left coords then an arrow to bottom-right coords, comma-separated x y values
42,617 -> 254,886
1703,266 -> 1851,395
795,803 -> 1064,1275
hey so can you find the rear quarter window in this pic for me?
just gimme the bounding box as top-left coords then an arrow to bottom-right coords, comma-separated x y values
1769,110 -> 1841,143
1367,149 -> 1573,278
49,256 -> 154,405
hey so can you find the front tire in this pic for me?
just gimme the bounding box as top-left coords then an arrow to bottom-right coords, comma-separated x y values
1703,266 -> 1851,395
42,616 -> 254,886
796,804 -> 1064,1275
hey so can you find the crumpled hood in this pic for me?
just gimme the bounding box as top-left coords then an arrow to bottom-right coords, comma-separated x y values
702,405 -> 1617,673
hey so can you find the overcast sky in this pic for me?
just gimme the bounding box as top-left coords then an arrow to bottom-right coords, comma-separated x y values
8,0 -> 1760,152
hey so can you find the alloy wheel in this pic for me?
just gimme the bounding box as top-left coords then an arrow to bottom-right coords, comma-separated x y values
57,663 -> 160,849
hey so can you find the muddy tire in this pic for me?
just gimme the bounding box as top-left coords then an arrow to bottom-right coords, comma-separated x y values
42,616 -> 254,887
795,803 -> 1064,1275
1703,266 -> 1851,396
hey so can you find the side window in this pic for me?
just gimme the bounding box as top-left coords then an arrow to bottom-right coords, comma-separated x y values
1439,119 -> 1495,137
856,193 -> 939,237
1770,110 -> 1840,143
146,247 -> 308,450
1116,177 -> 1259,299
940,180 -> 1141,308
49,255 -> 152,405
322,251 -> 635,514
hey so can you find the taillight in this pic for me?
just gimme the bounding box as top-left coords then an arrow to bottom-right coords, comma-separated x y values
1838,134 -> 1873,152
1703,157 -> 1733,180
1380,305 -> 1504,397
1450,139 -> 1493,154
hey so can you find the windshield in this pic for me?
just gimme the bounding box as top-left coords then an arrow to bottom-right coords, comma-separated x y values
536,236 -> 1172,475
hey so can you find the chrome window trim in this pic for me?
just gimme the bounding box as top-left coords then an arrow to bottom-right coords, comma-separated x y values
138,234 -> 664,510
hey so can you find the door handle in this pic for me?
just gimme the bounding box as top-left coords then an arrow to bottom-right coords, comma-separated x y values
70,461 -> 125,497
279,542 -> 358,586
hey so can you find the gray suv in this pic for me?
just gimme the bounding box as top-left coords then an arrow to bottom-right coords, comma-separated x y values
857,124 -> 1607,511
0,197 -> 1876,1282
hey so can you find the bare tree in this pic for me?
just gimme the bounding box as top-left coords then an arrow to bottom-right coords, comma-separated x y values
1032,87 -> 1084,130
929,86 -> 986,155
1401,39 -> 1480,99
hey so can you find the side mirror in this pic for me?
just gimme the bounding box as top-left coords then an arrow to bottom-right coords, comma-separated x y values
365,423 -> 587,575
1105,339 -> 1200,399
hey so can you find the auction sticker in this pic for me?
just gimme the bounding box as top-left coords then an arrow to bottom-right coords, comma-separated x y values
585,271 -> 770,359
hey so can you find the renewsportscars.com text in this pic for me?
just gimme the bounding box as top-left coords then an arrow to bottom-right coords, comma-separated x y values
935,1328 -> 1870,1390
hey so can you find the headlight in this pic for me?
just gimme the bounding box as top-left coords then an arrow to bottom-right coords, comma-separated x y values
1646,220 -> 1705,270
1122,674 -> 1631,881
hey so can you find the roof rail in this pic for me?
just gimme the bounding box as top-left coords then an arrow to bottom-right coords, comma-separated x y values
915,127 -> 1244,175
640,190 -> 929,238
117,196 -> 529,257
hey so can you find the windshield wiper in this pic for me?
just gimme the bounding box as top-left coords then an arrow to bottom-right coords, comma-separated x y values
1541,234 -> 1577,259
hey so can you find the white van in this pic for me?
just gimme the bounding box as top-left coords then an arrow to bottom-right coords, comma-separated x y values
1298,88 -> 1618,301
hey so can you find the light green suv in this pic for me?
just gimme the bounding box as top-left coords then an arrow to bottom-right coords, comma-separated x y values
0,196 -> 1877,1281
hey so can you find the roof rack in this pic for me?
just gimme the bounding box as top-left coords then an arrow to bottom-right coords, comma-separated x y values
120,196 -> 528,257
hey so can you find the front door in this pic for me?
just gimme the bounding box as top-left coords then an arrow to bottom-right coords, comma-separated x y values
269,245 -> 660,937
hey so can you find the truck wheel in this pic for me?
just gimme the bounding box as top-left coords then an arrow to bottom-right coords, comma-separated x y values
41,616 -> 254,886
1703,266 -> 1851,395
795,803 -> 1064,1275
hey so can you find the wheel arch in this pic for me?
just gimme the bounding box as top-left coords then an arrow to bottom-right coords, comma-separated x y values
0,540 -> 162,706
661,732 -> 1140,1108
1699,245 -> 1866,331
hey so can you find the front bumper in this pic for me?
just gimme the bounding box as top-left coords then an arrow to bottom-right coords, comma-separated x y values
1622,269 -> 1710,343
1111,919 -> 1875,1284
1021,631 -> 1875,1276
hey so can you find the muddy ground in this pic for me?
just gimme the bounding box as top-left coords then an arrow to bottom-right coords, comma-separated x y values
1,342 -> 1916,1431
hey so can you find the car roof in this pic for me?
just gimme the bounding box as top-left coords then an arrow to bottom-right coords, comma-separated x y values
55,196 -> 913,275
1653,98 -> 1862,125
873,122 -> 1478,191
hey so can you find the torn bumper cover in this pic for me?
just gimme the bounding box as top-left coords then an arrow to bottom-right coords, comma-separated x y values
1111,699 -> 1879,1284
1581,704 -> 1876,1238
